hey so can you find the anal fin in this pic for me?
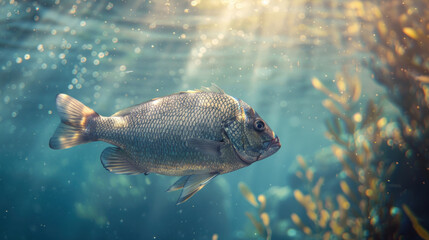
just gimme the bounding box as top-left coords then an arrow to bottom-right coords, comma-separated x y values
100,147 -> 142,175
168,173 -> 218,205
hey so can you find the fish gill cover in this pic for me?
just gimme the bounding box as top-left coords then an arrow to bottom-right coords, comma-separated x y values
0,0 -> 428,239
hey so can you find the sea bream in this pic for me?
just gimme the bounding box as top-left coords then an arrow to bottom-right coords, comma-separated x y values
49,85 -> 281,204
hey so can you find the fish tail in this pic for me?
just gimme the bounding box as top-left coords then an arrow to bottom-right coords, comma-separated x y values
49,94 -> 99,149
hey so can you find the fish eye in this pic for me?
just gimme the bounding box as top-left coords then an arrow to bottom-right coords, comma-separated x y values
253,119 -> 265,131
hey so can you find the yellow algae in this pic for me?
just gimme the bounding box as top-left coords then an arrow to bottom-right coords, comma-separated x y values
377,21 -> 387,37
291,213 -> 301,226
305,169 -> 314,182
319,209 -> 330,228
330,220 -> 344,235
307,210 -> 317,221
337,195 -> 350,210
258,194 -> 266,211
246,212 -> 265,237
312,178 -> 324,198
347,23 -> 360,35
377,118 -> 387,128
303,226 -> 312,235
260,212 -> 270,227
323,232 -> 331,240
403,204 -> 429,240
353,113 -> 362,123
294,189 -> 304,205
403,27 -> 419,40
322,99 -> 341,117
296,170 -> 304,179
351,80 -> 361,103
312,77 -> 323,90
239,182 -> 258,207
336,77 -> 346,93
365,189 -> 373,198
297,155 -> 307,169
416,75 -> 429,83
340,181 -> 351,197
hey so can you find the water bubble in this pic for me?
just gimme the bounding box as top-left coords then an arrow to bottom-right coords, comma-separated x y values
119,65 -> 126,71
38,104 -> 44,110
92,71 -> 99,78
16,57 -> 22,64
48,110 -> 52,114
11,112 -> 17,118
134,47 -> 141,54
68,84 -> 73,90
80,57 -> 87,63
37,44 -> 44,52
106,2 -> 114,10
41,63 -> 47,69
112,37 -> 118,43
98,52 -> 105,58
80,21 -> 86,27
4,96 -> 10,104
93,59 -> 100,65
24,54 -> 30,60
59,53 -> 66,59
51,29 -> 57,35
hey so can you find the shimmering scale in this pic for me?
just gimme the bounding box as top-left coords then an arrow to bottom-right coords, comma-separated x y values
92,92 -> 244,176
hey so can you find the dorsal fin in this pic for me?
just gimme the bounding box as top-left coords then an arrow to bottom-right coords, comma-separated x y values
111,106 -> 134,117
110,98 -> 160,117
182,83 -> 225,94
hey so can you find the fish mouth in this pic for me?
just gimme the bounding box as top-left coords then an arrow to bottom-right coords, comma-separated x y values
262,136 -> 281,150
258,136 -> 281,161
269,136 -> 281,149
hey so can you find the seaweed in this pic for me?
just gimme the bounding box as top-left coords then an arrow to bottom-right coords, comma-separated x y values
356,0 -> 429,172
290,72 -> 402,239
239,182 -> 271,240
403,204 -> 429,240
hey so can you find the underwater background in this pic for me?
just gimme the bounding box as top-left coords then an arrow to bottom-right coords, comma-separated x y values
1,0 -> 428,239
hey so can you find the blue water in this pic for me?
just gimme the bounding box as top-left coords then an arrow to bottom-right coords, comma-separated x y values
1,1 -> 428,239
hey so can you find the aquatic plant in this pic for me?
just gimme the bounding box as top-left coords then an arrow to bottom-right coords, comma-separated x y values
238,182 -> 271,240
355,0 -> 429,171
403,204 -> 429,240
289,72 -> 402,239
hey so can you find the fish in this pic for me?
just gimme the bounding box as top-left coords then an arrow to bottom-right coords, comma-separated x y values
49,84 -> 281,204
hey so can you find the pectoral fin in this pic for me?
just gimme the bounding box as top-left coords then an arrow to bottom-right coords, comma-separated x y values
168,173 -> 219,205
187,138 -> 225,157
100,147 -> 143,175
